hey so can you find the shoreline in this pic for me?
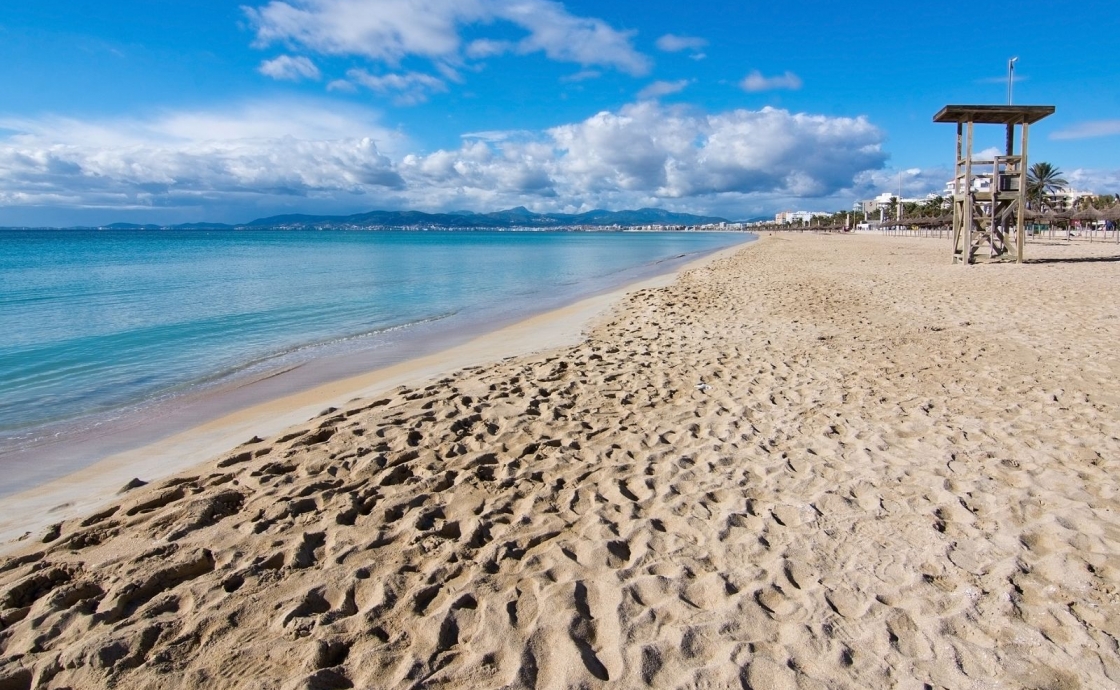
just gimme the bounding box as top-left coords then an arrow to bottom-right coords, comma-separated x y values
1,232 -> 750,495
0,238 -> 753,551
4,229 -> 752,492
3,234 -> 1118,688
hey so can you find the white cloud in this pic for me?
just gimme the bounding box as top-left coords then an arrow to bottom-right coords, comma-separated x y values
1066,168 -> 1120,193
1051,120 -> 1120,141
244,0 -> 650,75
465,38 -> 515,59
655,34 -> 707,53
326,79 -> 357,92
740,70 -> 803,92
461,130 -> 536,143
346,69 -> 447,104
560,69 -> 601,83
0,101 -> 888,221
409,102 -> 885,204
637,79 -> 690,100
258,54 -> 321,81
0,101 -> 407,213
851,167 -> 953,199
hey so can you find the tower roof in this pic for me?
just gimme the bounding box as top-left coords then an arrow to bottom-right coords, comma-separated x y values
933,105 -> 1055,125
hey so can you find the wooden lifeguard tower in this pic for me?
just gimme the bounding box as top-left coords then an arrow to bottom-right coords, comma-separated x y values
933,105 -> 1054,264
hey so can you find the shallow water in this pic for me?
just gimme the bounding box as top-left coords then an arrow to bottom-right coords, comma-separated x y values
0,228 -> 749,480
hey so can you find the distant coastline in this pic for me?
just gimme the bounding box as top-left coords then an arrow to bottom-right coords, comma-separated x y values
0,206 -> 763,231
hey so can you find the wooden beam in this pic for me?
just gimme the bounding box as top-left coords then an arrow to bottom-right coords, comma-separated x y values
1018,123 -> 1029,263
952,122 -> 963,262
964,122 -> 974,263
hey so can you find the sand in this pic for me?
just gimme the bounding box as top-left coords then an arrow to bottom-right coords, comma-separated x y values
0,249 -> 726,552
2,234 -> 1120,689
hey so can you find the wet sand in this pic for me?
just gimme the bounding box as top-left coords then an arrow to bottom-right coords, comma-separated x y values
0,243 -> 747,552
2,234 -> 1119,689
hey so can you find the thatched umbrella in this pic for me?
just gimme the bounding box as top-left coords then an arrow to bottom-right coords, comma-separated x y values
1073,207 -> 1103,241
1073,207 -> 1102,222
1102,205 -> 1120,243
1039,209 -> 1066,239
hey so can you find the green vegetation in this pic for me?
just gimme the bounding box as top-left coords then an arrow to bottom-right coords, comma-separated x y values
1026,162 -> 1068,210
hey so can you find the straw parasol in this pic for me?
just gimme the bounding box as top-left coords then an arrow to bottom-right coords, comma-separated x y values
1103,205 -> 1120,243
1072,207 -> 1103,222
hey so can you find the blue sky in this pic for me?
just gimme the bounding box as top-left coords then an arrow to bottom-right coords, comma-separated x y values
1,0 -> 1117,226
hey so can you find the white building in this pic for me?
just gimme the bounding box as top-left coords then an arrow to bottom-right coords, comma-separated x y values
1043,188 -> 1095,211
859,192 -> 945,215
775,210 -> 829,224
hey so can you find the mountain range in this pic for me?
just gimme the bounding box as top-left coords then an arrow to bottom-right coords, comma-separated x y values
100,207 -> 732,230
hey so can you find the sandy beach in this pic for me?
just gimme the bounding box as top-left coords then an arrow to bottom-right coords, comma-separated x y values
2,233 -> 1120,689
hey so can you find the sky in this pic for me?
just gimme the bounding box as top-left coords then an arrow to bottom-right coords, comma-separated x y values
1,0 -> 1118,226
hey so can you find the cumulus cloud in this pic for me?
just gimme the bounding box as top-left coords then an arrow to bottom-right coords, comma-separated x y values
851,166 -> 953,199
655,34 -> 707,52
1051,120 -> 1120,141
402,103 -> 885,205
258,54 -> 321,81
1066,168 -> 1120,193
0,101 -> 888,221
740,70 -> 803,92
637,79 -> 690,100
244,0 -> 650,75
0,101 -> 407,214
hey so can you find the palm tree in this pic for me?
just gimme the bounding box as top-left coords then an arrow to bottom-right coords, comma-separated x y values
1027,162 -> 1068,210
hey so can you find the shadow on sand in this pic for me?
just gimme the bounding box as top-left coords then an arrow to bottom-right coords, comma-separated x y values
1024,255 -> 1120,265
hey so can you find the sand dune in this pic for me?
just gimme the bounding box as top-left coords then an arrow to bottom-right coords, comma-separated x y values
2,234 -> 1120,689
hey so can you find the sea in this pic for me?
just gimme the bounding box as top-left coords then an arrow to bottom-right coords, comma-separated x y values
0,228 -> 751,492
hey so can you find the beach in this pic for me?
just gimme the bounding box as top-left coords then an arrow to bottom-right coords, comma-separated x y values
2,233 -> 1120,688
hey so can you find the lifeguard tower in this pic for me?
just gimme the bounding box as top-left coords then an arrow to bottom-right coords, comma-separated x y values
933,105 -> 1054,264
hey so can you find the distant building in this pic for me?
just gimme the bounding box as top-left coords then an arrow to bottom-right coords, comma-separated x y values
1043,188 -> 1094,211
939,178 -> 1093,211
942,179 -> 991,197
775,211 -> 828,224
859,191 -> 946,215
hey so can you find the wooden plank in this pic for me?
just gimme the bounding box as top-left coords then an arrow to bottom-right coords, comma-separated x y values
964,122 -> 974,263
1017,123 -> 1028,263
952,122 -> 962,262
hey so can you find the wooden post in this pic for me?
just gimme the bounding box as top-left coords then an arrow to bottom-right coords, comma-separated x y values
1017,123 -> 1028,263
963,122 -> 974,263
989,155 -> 998,259
952,122 -> 962,262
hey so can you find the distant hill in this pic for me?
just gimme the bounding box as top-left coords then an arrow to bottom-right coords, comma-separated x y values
102,222 -> 234,230
104,223 -> 163,230
243,207 -> 730,229
172,222 -> 236,230
55,207 -> 733,231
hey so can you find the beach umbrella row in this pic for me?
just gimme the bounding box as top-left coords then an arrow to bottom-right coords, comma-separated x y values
880,215 -> 952,228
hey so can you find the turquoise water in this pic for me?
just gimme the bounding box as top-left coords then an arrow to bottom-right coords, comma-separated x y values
0,229 -> 749,465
